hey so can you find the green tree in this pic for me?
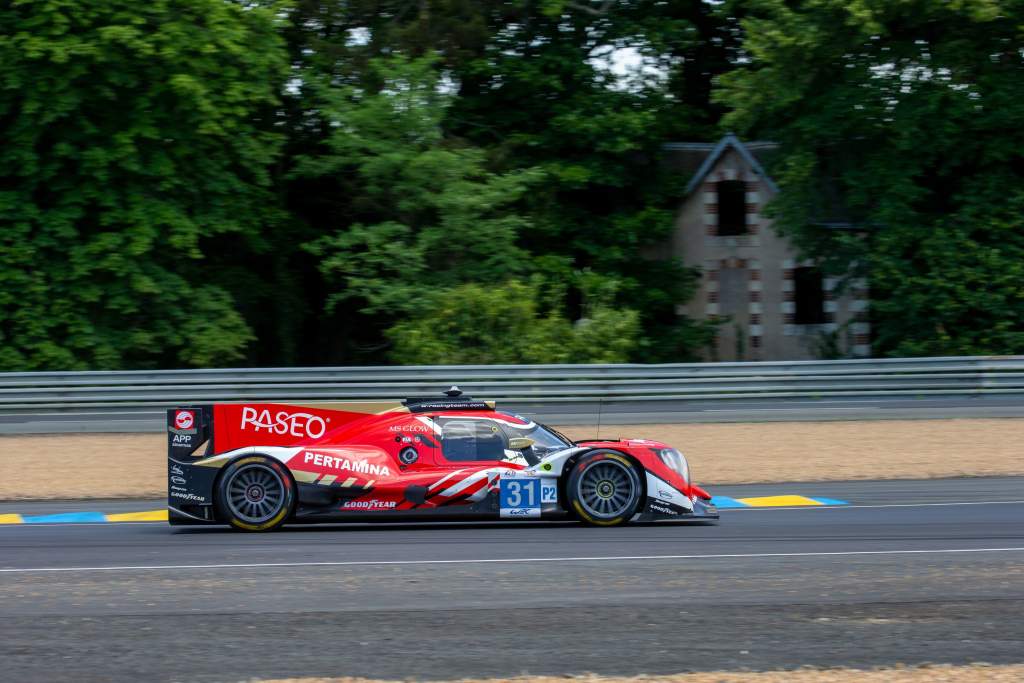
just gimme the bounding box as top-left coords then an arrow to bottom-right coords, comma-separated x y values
0,0 -> 288,369
299,57 -> 542,348
717,0 -> 1024,356
282,1 -> 728,363
388,279 -> 640,364
442,0 -> 726,360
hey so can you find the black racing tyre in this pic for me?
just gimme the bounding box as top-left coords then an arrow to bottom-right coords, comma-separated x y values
215,455 -> 295,532
566,451 -> 642,526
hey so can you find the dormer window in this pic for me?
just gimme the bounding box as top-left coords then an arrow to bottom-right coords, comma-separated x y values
716,180 -> 748,236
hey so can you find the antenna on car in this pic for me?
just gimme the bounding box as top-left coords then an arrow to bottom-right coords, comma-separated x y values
444,385 -> 463,397
596,397 -> 603,441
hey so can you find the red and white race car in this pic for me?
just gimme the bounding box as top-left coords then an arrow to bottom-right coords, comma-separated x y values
167,388 -> 718,531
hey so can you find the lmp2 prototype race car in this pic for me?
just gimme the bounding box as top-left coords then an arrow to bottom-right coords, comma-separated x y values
166,388 -> 718,531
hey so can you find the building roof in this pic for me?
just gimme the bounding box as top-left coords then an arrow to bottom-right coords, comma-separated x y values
663,136 -> 869,230
663,134 -> 780,196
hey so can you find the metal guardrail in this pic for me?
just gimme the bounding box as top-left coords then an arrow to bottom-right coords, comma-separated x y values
1,356 -> 1024,413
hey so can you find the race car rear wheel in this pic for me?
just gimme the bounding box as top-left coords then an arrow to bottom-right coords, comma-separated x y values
215,456 -> 295,532
567,451 -> 642,526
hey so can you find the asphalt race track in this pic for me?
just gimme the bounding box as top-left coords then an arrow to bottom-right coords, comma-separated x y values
2,478 -> 1023,682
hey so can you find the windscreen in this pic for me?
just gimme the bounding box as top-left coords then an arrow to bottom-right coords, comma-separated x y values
499,420 -> 572,459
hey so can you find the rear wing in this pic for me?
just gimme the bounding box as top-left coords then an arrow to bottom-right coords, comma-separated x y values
167,402 -> 404,458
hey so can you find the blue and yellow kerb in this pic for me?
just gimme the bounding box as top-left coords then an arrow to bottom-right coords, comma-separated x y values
711,495 -> 848,509
0,494 -> 848,525
0,510 -> 168,524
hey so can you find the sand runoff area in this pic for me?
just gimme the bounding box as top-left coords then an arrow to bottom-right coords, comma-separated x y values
257,664 -> 1024,683
1,418 -> 1022,500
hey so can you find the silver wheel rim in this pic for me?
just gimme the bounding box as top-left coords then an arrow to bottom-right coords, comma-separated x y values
226,464 -> 285,524
577,459 -> 636,519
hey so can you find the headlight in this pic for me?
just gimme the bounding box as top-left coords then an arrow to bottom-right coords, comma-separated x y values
657,448 -> 689,483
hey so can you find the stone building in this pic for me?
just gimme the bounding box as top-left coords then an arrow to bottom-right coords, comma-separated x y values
663,135 -> 869,361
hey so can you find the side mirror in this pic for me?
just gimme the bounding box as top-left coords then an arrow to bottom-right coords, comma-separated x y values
508,437 -> 535,450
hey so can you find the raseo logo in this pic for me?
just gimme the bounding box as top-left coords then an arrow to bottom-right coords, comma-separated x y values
174,410 -> 195,431
240,407 -> 328,439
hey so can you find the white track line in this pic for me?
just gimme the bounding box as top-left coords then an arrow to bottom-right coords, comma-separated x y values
2,547 -> 1024,573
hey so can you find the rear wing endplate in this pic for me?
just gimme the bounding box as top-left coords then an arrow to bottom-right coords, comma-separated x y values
167,406 -> 213,458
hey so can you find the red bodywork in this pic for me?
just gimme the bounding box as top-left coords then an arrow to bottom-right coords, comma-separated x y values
167,400 -> 714,525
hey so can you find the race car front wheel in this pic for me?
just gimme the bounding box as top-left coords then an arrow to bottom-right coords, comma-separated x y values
567,451 -> 642,526
215,456 -> 295,532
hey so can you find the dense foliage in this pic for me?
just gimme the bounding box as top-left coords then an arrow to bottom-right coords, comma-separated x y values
717,0 -> 1024,356
388,278 -> 641,365
3,0 -> 1023,368
0,0 -> 287,369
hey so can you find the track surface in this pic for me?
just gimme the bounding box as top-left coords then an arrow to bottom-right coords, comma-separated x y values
6,394 -> 1024,433
2,478 -> 1023,682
